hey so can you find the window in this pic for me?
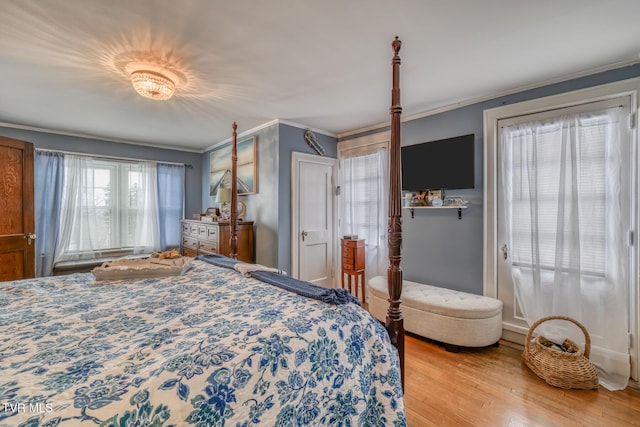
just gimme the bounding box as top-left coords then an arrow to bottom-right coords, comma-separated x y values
75,160 -> 149,251
502,110 -> 618,276
55,156 -> 160,261
338,136 -> 389,280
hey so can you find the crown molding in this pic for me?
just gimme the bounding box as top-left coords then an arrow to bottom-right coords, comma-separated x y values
276,120 -> 336,138
202,119 -> 280,152
0,121 -> 202,153
338,58 -> 640,139
202,119 -> 336,152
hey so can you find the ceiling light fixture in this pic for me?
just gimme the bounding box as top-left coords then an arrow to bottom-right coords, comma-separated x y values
126,62 -> 180,101
130,70 -> 174,100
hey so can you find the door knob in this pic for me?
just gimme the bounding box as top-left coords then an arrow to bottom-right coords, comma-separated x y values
27,233 -> 37,245
301,230 -> 308,241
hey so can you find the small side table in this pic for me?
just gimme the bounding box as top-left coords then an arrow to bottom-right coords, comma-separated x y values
341,239 -> 365,303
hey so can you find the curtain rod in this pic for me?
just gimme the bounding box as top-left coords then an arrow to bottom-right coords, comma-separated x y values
35,148 -> 192,168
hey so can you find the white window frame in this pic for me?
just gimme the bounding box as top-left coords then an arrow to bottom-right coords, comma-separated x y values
483,78 -> 640,382
62,159 -> 147,259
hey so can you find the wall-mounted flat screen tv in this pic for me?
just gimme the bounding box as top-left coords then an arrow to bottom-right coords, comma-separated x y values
401,134 -> 475,192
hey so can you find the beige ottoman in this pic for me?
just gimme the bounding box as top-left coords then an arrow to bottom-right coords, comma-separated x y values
368,276 -> 503,351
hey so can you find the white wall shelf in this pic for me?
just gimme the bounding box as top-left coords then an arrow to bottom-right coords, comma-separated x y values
403,205 -> 468,220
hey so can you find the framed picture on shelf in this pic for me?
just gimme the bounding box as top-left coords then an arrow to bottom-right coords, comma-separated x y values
209,136 -> 258,197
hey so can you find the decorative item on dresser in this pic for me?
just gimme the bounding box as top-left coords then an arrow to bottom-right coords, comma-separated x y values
341,238 -> 366,303
180,219 -> 254,263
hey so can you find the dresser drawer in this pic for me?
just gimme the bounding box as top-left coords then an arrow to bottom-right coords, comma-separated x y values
189,223 -> 199,236
182,237 -> 198,251
198,241 -> 218,254
342,256 -> 354,269
181,222 -> 190,233
205,226 -> 218,241
342,246 -> 354,260
197,224 -> 208,237
341,239 -> 364,272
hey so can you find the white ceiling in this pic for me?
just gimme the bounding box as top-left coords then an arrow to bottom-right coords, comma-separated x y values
1,0 -> 639,152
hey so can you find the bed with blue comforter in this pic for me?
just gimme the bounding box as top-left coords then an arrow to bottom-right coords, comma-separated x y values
0,258 -> 405,426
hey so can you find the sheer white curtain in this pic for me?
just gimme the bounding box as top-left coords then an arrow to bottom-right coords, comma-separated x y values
54,155 -> 100,263
340,148 -> 389,283
501,108 -> 630,390
54,155 -> 160,263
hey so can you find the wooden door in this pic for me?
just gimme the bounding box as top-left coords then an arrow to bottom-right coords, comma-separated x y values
0,137 -> 35,281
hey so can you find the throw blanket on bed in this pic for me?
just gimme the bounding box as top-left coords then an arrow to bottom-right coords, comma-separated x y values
233,262 -> 285,277
196,254 -> 359,305
0,260 -> 405,426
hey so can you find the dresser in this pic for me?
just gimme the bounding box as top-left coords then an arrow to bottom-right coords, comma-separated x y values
181,220 -> 254,263
341,239 -> 365,303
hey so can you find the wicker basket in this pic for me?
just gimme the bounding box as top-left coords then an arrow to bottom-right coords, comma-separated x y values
522,315 -> 599,390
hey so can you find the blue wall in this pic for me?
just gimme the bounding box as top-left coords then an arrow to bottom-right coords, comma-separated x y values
340,63 -> 640,295
201,123 -> 280,268
201,122 -> 337,272
278,124 -> 338,274
0,126 -> 202,217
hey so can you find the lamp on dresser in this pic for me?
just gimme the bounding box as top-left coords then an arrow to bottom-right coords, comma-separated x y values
216,187 -> 231,220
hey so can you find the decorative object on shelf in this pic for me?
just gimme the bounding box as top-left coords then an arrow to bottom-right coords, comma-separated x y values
304,129 -> 325,156
414,190 -> 428,206
523,315 -> 599,390
205,207 -> 219,216
215,192 -> 248,220
403,192 -> 413,207
237,200 -> 247,220
209,136 -> 257,196
444,197 -> 466,206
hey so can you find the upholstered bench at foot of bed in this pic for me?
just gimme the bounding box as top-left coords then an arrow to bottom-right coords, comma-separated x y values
368,276 -> 503,351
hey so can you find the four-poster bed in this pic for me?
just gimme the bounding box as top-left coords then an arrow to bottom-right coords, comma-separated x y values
225,38 -> 405,379
0,38 -> 407,426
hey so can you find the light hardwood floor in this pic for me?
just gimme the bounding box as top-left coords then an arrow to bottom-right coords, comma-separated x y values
403,334 -> 640,426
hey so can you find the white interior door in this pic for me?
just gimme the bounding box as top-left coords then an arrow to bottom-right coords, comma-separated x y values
292,153 -> 336,288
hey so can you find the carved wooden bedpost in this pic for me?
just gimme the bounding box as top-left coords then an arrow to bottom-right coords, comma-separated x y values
387,36 -> 405,387
229,122 -> 238,259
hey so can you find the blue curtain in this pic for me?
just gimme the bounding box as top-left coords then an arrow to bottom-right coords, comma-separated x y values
34,151 -> 64,277
157,163 -> 185,250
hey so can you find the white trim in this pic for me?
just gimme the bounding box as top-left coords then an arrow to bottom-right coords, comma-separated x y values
291,152 -> 338,282
336,131 -> 391,300
277,120 -> 336,138
204,119 -> 336,152
339,58 -> 640,139
337,122 -> 390,139
203,120 -> 280,152
337,130 -> 390,154
0,121 -> 202,153
483,77 -> 640,382
3,118 -> 335,155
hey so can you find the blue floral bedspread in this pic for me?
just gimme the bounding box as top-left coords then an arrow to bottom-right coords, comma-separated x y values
0,259 -> 405,426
